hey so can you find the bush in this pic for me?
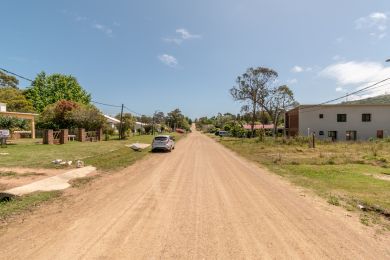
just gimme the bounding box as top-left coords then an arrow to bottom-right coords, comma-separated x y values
0,116 -> 29,131
37,100 -> 105,130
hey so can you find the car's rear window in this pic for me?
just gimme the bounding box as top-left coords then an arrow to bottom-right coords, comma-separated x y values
154,136 -> 168,141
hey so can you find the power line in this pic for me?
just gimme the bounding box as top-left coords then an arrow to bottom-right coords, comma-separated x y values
299,77 -> 390,113
91,100 -> 122,108
0,67 -> 33,82
124,105 -> 143,116
0,66 -> 147,116
299,82 -> 390,114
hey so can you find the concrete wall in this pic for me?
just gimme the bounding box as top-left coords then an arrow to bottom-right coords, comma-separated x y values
298,105 -> 390,141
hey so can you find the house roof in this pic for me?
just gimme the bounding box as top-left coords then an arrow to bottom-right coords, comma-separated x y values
287,103 -> 390,113
298,104 -> 390,108
243,124 -> 275,130
104,115 -> 120,124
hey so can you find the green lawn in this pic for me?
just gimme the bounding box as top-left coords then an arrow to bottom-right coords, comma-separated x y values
0,133 -> 184,171
210,135 -> 390,228
0,133 -> 185,220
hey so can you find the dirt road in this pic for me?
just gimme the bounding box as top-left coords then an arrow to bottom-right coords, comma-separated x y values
1,130 -> 389,259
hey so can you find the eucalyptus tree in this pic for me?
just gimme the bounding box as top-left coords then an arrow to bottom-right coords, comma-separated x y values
230,67 -> 278,137
263,85 -> 296,136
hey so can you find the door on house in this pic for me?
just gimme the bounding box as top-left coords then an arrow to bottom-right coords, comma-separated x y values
346,131 -> 357,141
328,131 -> 337,141
377,130 -> 384,139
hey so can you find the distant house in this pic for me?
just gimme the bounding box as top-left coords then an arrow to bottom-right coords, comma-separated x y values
243,124 -> 275,130
104,115 -> 120,130
134,121 -> 148,132
285,104 -> 390,141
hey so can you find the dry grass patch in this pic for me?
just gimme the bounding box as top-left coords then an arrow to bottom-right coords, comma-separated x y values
212,135 -> 390,229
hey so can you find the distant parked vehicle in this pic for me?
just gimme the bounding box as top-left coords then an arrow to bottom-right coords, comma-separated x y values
215,130 -> 229,137
175,128 -> 185,134
152,135 -> 175,152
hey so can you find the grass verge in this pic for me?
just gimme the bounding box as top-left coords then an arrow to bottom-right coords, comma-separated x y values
210,135 -> 390,229
0,132 -> 184,171
0,191 -> 61,220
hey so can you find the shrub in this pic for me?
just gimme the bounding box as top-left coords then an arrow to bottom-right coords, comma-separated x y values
0,116 -> 29,131
37,100 -> 105,130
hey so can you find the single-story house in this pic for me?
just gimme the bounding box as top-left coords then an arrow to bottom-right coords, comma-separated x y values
134,121 -> 148,132
285,104 -> 390,141
104,115 -> 121,129
243,124 -> 275,130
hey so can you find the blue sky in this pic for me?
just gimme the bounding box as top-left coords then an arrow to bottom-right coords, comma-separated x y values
2,1 -> 390,118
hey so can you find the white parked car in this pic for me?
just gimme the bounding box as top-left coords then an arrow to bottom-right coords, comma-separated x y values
151,135 -> 175,152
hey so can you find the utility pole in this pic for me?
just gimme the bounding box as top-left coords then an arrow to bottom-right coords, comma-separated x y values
152,112 -> 155,136
119,104 -> 124,140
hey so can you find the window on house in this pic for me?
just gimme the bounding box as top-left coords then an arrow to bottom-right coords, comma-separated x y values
346,131 -> 357,141
362,113 -> 371,122
337,114 -> 347,122
328,131 -> 337,141
319,131 -> 324,136
319,114 -> 324,119
377,130 -> 384,139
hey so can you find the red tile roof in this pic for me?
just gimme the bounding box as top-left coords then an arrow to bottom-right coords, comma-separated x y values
243,124 -> 275,130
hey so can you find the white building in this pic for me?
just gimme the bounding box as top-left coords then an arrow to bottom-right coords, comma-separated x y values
285,104 -> 390,141
104,115 -> 121,129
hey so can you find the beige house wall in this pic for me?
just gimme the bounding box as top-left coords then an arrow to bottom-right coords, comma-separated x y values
298,105 -> 390,141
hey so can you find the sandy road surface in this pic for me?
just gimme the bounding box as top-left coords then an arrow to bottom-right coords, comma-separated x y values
0,130 -> 389,259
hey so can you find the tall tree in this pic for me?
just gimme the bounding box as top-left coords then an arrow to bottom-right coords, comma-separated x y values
153,111 -> 165,124
116,113 -> 135,138
0,71 -> 19,88
24,72 -> 91,112
230,67 -> 278,137
166,108 -> 184,129
0,87 -> 35,112
263,85 -> 295,136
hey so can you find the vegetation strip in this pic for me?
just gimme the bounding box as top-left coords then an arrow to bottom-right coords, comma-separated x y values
210,135 -> 390,228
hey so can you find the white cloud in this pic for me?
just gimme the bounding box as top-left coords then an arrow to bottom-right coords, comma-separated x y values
163,28 -> 201,45
335,37 -> 344,44
93,23 -> 113,37
62,10 -> 114,37
335,87 -> 344,92
291,66 -> 303,73
163,38 -> 183,45
332,55 -> 344,61
355,12 -> 388,39
158,54 -> 178,67
75,16 -> 87,22
291,65 -> 312,73
287,78 -> 298,84
176,28 -> 201,39
320,60 -> 390,98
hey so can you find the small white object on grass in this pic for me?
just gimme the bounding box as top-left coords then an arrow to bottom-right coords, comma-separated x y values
76,160 -> 85,168
52,159 -> 63,164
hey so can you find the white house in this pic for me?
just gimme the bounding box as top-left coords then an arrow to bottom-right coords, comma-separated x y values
285,104 -> 390,141
104,115 -> 120,129
134,121 -> 148,132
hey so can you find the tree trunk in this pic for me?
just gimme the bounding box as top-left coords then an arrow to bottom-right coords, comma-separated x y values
251,103 -> 256,138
